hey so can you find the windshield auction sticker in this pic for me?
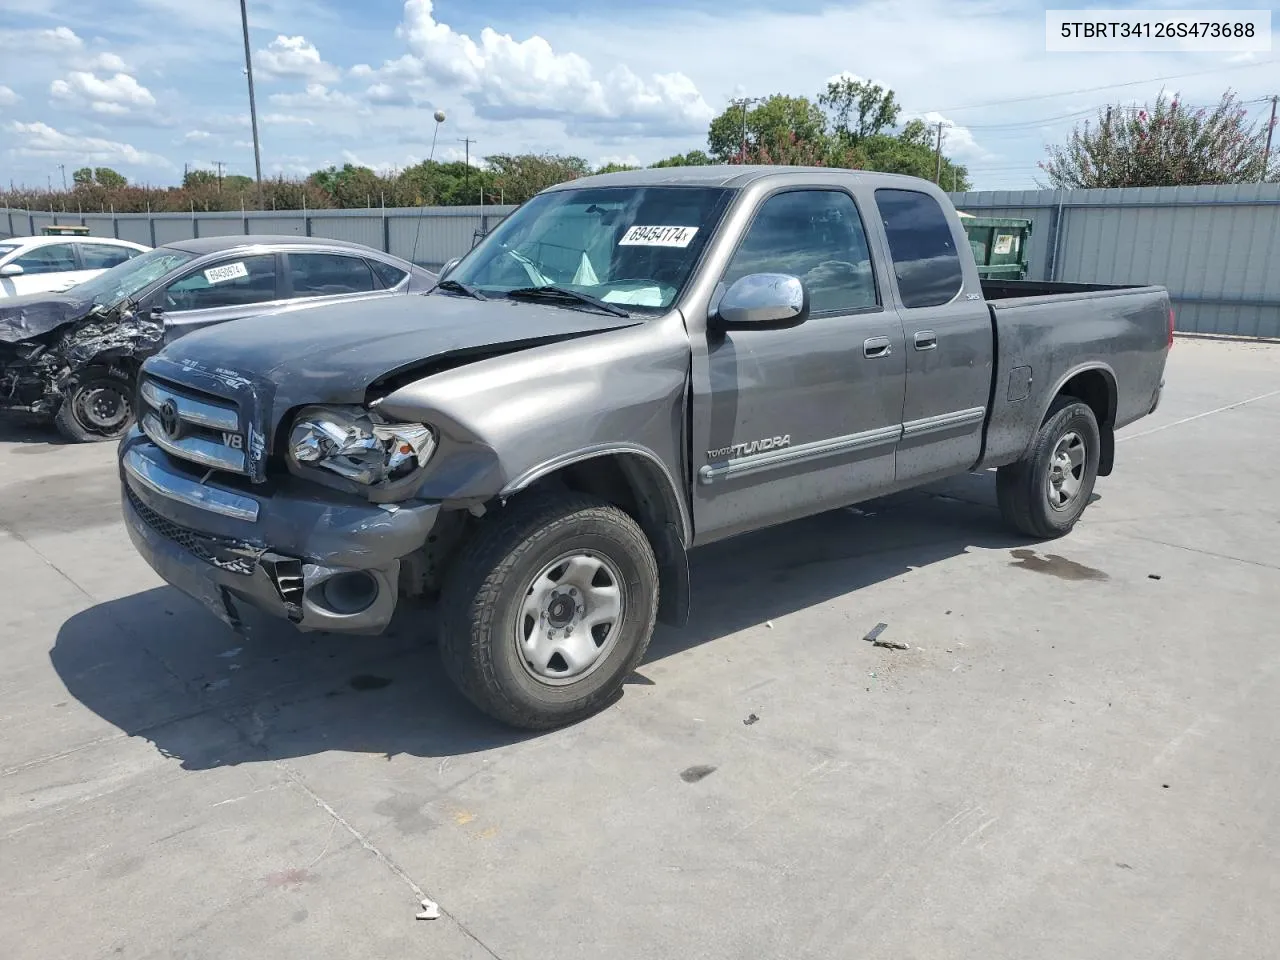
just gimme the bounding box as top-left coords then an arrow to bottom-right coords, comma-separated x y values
1046,9 -> 1270,51
619,226 -> 699,248
204,262 -> 249,284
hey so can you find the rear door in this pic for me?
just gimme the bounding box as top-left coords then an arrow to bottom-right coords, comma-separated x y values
70,242 -> 140,289
7,242 -> 80,296
281,251 -> 388,307
690,187 -> 906,543
155,253 -> 286,342
873,187 -> 993,484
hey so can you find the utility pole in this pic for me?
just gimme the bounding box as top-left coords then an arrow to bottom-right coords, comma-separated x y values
459,137 -> 475,201
58,164 -> 67,191
1262,95 -> 1278,183
728,97 -> 764,163
239,0 -> 264,209
214,160 -> 226,193
933,121 -> 946,184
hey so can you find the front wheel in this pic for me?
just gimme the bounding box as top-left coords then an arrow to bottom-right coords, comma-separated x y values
53,367 -> 136,443
438,493 -> 659,729
996,397 -> 1101,539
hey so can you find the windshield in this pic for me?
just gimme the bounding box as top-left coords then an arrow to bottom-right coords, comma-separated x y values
70,246 -> 195,308
0,243 -> 19,260
446,186 -> 734,311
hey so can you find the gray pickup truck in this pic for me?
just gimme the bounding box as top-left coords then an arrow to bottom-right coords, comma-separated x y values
119,167 -> 1171,728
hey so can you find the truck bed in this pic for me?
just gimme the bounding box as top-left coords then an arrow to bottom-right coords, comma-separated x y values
980,279 -> 1150,301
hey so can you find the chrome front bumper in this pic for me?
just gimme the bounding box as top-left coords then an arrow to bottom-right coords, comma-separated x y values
119,433 -> 440,634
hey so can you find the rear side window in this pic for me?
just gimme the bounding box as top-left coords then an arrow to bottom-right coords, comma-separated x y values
163,254 -> 278,310
80,244 -> 136,269
369,259 -> 408,289
289,253 -> 376,296
874,189 -> 963,309
723,189 -> 878,314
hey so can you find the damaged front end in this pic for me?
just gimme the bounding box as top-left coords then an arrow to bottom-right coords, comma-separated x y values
0,302 -> 163,417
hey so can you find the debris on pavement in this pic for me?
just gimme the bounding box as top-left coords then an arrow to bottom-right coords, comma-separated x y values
1148,574 -> 1162,580
417,898 -> 440,920
863,622 -> 889,643
874,637 -> 910,650
765,620 -> 774,629
680,764 -> 717,783
743,713 -> 759,726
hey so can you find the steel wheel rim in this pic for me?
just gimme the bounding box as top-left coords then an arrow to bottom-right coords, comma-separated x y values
513,550 -> 626,686
1046,430 -> 1086,510
77,384 -> 131,434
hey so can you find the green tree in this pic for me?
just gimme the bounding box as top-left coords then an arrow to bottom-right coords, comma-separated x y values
1041,90 -> 1276,188
93,167 -> 127,189
72,167 -> 94,187
820,76 -> 900,144
860,119 -> 970,189
649,150 -> 712,168
482,153 -> 590,204
183,169 -> 218,189
708,95 -> 827,162
595,161 -> 641,174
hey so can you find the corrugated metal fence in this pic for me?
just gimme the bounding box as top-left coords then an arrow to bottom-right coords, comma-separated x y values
0,205 -> 519,275
947,183 -> 1280,338
6,182 -> 1280,337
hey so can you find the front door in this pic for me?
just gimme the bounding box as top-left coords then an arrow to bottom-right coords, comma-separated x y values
690,187 -> 906,545
154,253 -> 285,343
873,188 -> 993,484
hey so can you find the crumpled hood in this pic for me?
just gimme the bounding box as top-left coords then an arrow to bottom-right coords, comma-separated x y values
146,292 -> 643,406
0,291 -> 97,343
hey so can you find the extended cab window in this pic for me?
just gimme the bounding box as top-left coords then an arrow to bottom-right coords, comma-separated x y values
723,190 -> 877,314
80,244 -> 137,269
163,255 -> 278,311
369,259 -> 408,289
14,243 -> 78,275
874,188 -> 963,309
289,253 -> 376,296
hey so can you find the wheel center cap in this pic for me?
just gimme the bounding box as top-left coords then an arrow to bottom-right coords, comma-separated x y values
547,595 -> 575,627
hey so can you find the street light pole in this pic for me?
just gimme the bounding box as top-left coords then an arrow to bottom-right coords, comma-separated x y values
728,97 -> 764,163
239,0 -> 264,209
1262,95 -> 1278,183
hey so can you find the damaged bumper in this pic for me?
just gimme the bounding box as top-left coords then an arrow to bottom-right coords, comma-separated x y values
119,431 -> 440,634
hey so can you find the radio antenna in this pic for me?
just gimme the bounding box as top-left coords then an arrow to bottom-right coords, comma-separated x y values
410,109 -> 447,274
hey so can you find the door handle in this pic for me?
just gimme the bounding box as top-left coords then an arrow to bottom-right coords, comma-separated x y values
863,336 -> 892,359
914,330 -> 937,351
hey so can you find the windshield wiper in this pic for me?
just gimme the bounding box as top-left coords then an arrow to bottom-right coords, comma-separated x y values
432,277 -> 488,301
505,285 -> 630,318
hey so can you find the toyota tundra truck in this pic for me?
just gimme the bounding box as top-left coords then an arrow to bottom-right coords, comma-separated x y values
118,167 -> 1172,729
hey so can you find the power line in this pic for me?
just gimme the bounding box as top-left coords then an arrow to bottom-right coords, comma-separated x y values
934,58 -> 1280,113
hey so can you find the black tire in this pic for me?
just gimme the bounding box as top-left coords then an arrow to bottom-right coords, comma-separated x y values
438,492 -> 659,730
53,367 -> 136,444
996,396 -> 1101,539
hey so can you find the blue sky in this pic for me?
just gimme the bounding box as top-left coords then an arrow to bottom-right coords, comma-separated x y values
1,0 -> 1276,191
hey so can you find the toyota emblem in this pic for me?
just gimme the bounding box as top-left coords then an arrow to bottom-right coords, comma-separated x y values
158,399 -> 181,439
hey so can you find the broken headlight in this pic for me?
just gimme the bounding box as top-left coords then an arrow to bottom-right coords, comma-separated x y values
287,405 -> 436,485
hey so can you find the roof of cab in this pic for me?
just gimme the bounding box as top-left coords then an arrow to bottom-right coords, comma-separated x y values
542,164 -> 937,192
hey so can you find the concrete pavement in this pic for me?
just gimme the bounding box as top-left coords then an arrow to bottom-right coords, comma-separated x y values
2,336 -> 1277,960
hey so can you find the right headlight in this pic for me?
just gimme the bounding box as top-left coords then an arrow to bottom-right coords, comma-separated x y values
287,404 -> 436,486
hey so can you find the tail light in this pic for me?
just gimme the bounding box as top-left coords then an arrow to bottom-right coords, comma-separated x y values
1168,307 -> 1176,347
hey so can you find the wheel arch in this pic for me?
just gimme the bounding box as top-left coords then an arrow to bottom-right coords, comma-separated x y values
1043,363 -> 1118,477
502,444 -> 692,627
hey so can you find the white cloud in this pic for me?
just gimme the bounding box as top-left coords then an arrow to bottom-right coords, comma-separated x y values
50,71 -> 157,116
262,112 -> 316,126
905,111 -> 992,161
0,25 -> 82,54
183,129 -> 213,142
256,35 -> 339,83
7,120 -> 171,167
268,83 -> 360,111
87,52 -> 129,73
355,0 -> 713,136
0,85 -> 19,108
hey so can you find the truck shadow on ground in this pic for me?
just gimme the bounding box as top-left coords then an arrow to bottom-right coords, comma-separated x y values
51,471 -> 1038,770
0,415 -> 65,449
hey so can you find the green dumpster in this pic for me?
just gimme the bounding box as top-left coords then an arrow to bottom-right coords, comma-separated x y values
960,215 -> 1031,280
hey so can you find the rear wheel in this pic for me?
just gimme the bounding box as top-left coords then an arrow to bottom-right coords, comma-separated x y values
438,492 -> 659,729
996,396 -> 1100,539
53,367 -> 135,443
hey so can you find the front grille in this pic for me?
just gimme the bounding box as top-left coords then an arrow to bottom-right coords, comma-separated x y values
138,375 -> 249,476
126,485 -> 257,576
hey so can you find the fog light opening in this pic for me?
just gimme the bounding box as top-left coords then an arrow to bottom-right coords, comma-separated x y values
319,571 -> 380,615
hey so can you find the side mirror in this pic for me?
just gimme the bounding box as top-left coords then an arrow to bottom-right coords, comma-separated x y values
0,263 -> 23,278
712,273 -> 808,329
439,257 -> 460,279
